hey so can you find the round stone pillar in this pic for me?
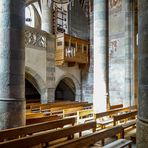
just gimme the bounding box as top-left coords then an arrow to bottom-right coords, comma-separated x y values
137,0 -> 148,147
93,0 -> 108,113
0,0 -> 25,129
41,0 -> 55,103
41,0 -> 53,34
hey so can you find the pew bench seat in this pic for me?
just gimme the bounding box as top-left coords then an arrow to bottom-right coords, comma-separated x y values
103,139 -> 132,148
122,119 -> 136,129
78,117 -> 94,124
96,118 -> 113,129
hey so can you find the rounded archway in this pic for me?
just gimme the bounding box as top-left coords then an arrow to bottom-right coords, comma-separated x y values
25,78 -> 40,103
55,77 -> 76,101
25,66 -> 47,103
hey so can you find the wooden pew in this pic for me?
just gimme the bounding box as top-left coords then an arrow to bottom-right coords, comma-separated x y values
83,103 -> 93,109
94,107 -> 131,129
0,121 -> 96,148
122,119 -> 137,129
122,119 -> 137,138
63,106 -> 83,118
42,102 -> 91,115
26,112 -> 46,119
40,101 -> 78,112
77,109 -> 94,124
50,105 -> 82,116
94,110 -> 122,129
51,125 -> 132,148
0,118 -> 75,142
26,115 -> 61,125
30,101 -> 89,113
109,104 -> 123,110
29,101 -> 77,112
113,110 -> 137,126
26,102 -> 40,110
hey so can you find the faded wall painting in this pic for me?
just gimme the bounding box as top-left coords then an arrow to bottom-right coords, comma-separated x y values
109,37 -> 125,105
109,0 -> 122,14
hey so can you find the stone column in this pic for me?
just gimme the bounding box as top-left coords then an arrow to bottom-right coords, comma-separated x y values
137,0 -> 148,147
93,0 -> 108,112
0,0 -> 25,129
45,34 -> 55,103
41,0 -> 55,103
41,0 -> 53,34
124,0 -> 134,107
82,3 -> 94,103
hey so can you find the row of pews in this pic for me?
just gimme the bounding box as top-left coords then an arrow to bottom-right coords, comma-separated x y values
26,101 -> 93,125
0,102 -> 137,148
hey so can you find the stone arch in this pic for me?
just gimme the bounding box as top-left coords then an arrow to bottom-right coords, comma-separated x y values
26,0 -> 38,6
25,66 -> 46,103
55,74 -> 81,101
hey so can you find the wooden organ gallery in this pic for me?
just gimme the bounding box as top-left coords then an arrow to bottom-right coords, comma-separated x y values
56,33 -> 89,66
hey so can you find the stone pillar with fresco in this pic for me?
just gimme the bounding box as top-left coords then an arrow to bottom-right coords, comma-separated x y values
0,0 -> 25,129
108,0 -> 134,107
137,0 -> 148,147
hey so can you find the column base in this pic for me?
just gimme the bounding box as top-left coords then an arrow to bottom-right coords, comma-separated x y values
0,99 -> 25,130
137,119 -> 148,148
41,88 -> 55,103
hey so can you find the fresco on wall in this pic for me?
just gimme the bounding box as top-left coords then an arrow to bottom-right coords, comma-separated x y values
109,0 -> 133,106
109,39 -> 120,58
109,38 -> 125,58
109,36 -> 125,105
109,0 -> 122,14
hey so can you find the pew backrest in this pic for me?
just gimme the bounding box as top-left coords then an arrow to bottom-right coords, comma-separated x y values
0,121 -> 96,148
39,102 -> 89,114
77,109 -> 94,124
0,117 -> 75,142
26,115 -> 61,125
94,107 -> 130,120
113,110 -> 137,126
94,107 -> 130,129
51,125 -> 124,148
26,112 -> 46,119
63,106 -> 83,118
